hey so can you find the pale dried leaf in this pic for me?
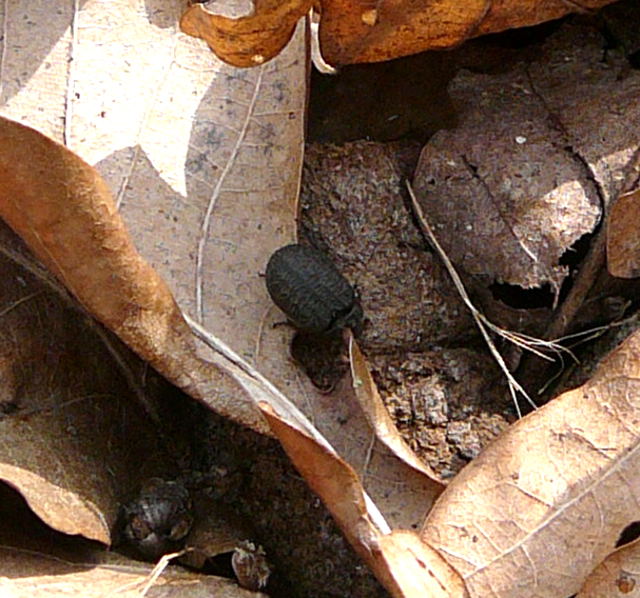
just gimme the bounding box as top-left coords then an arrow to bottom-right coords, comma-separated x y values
0,5 -> 455,596
74,2 -> 306,435
422,329 -> 640,598
378,531 -> 468,598
69,0 -> 440,532
349,338 -> 444,485
607,188 -> 640,278
0,2 -> 439,520
0,545 -> 263,597
413,22 -> 627,295
578,539 -> 640,597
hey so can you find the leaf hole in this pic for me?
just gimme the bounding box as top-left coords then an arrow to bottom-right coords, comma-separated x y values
194,551 -> 236,579
489,231 -> 594,310
616,521 -> 640,547
489,282 -> 555,309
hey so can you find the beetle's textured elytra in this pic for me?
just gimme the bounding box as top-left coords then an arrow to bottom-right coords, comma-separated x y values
265,244 -> 362,334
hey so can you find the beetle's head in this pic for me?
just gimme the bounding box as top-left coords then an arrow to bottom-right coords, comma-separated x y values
331,300 -> 363,336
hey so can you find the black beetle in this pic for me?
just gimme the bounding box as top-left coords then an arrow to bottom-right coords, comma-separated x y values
265,244 -> 362,334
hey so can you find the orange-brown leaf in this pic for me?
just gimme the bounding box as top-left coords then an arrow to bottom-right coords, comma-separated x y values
0,116 -> 264,432
607,188 -> 640,278
180,0 -> 311,67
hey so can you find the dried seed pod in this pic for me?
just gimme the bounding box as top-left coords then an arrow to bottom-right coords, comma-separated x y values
231,540 -> 271,591
265,244 -> 362,334
120,478 -> 193,560
290,330 -> 349,392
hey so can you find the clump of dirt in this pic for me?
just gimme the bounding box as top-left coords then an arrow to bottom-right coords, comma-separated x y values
300,140 -> 516,477
290,331 -> 349,393
301,141 -> 474,352
369,349 -> 513,477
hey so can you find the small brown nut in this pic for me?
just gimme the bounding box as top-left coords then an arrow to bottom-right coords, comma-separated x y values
120,478 -> 193,560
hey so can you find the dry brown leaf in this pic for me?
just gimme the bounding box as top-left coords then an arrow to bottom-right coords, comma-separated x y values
0,115 -> 266,433
180,0 -> 619,67
0,545 -> 263,597
317,0 -> 490,66
0,0 -> 308,433
349,337 -> 444,485
0,224 -> 169,544
318,0 -> 619,64
378,531 -> 468,598
260,403 -> 463,598
422,328 -> 640,597
413,21 -> 639,297
181,0 -> 311,67
608,188 -> 640,278
578,539 -> 640,597
524,23 -> 640,206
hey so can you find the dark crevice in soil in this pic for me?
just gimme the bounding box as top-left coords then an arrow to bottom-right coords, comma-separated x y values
488,217 -> 598,310
559,231 -> 594,268
599,0 -> 640,68
307,53 -> 457,144
489,282 -> 555,310
188,402 -> 388,598
550,231 -> 599,309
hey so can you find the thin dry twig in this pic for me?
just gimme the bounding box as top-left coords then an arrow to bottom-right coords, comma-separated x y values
536,312 -> 640,395
557,313 -> 638,347
0,290 -> 43,318
406,181 -> 571,416
139,549 -> 189,596
111,549 -> 190,595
